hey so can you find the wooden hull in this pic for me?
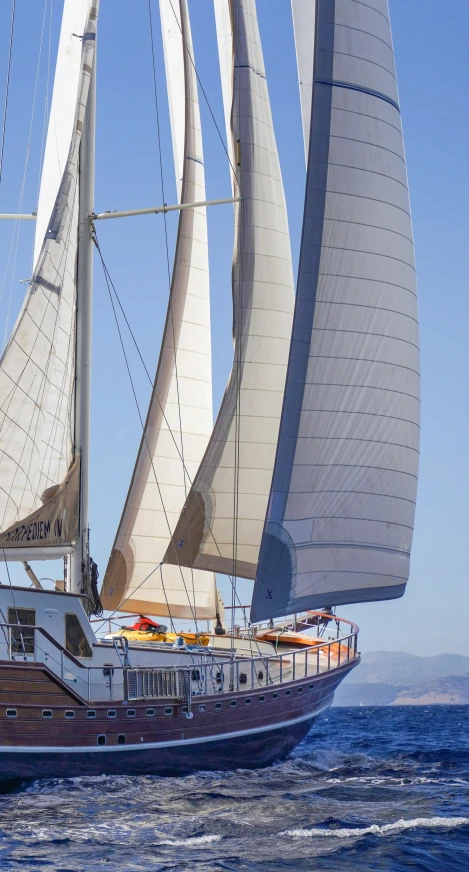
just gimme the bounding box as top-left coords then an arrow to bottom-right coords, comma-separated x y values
0,659 -> 357,781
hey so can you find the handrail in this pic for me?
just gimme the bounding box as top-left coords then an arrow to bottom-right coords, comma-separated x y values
0,620 -> 359,702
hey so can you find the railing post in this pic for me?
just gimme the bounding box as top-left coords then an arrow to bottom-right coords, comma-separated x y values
87,668 -> 91,701
338,640 -> 341,667
251,657 -> 254,690
279,653 -> 283,684
60,649 -> 64,680
293,651 -> 296,681
328,643 -> 331,671
305,647 -> 308,678
317,646 -> 320,674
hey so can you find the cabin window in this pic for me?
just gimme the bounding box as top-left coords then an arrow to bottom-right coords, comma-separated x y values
6,709 -> 17,718
230,700 -> 237,708
97,735 -> 106,746
64,710 -> 75,719
87,710 -> 96,719
198,704 -> 206,713
182,705 -> 188,714
285,689 -> 291,697
8,608 -> 35,655
146,708 -> 155,717
191,669 -> 200,681
117,734 -> 126,744
297,687 -> 303,694
65,614 -> 92,658
258,696 -> 265,704
164,707 -> 173,716
215,702 -> 222,711
272,692 -> 278,700
245,698 -> 252,706
42,710 -> 53,718
127,709 -> 136,718
107,710 -> 116,718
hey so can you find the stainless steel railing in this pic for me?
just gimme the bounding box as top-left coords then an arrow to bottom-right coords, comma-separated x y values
0,620 -> 359,703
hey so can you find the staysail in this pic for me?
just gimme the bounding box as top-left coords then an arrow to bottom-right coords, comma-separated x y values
100,0 -> 215,620
252,0 -> 420,620
0,1 -> 97,557
164,0 -> 295,580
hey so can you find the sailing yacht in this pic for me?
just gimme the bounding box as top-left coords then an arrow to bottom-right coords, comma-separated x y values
0,0 -> 418,781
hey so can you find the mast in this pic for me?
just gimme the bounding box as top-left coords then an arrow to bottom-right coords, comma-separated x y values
70,15 -> 97,595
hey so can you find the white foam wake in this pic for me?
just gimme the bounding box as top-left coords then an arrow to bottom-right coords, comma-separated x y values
281,817 -> 469,839
159,834 -> 222,847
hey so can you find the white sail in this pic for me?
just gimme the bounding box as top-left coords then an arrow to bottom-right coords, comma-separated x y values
252,0 -> 419,621
0,2 -> 97,545
164,0 -> 295,581
291,0 -> 316,162
101,0 -> 215,620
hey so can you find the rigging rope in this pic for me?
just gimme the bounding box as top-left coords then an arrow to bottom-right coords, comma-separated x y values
0,0 -> 16,190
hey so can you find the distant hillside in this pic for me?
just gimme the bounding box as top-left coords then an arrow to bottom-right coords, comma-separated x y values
346,651 -> 469,686
333,651 -> 469,706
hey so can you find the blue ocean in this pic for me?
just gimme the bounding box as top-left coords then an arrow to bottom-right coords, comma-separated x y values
0,706 -> 467,871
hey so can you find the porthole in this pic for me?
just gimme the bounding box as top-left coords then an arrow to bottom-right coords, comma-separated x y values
215,702 -> 222,711
297,687 -> 303,694
6,709 -> 17,718
127,709 -> 136,718
146,708 -> 155,717
164,707 -> 173,716
42,710 -> 52,719
64,710 -> 75,719
272,692 -> 278,700
87,710 -> 96,719
230,700 -> 237,708
245,697 -> 252,706
97,734 -> 106,746
117,734 -> 126,745
309,683 -> 315,690
285,689 -> 291,697
182,705 -> 188,714
198,704 -> 206,713
258,695 -> 265,704
107,709 -> 116,718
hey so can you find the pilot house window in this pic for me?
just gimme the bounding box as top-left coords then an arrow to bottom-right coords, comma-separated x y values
65,614 -> 92,658
8,608 -> 35,654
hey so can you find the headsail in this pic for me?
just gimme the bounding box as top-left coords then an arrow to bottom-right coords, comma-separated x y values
0,1 -> 97,556
252,0 -> 419,621
164,0 -> 295,580
100,0 -> 215,620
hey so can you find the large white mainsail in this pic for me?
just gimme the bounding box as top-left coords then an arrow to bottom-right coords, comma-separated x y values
164,0 -> 295,580
100,0 -> 215,620
0,1 -> 97,557
252,0 -> 419,621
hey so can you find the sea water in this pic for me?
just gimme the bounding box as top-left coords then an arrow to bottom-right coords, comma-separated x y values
0,705 -> 467,871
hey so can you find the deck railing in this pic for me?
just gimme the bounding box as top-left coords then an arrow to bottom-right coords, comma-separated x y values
0,619 -> 359,703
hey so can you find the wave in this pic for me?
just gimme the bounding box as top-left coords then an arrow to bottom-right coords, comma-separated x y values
280,817 -> 469,839
159,835 -> 222,847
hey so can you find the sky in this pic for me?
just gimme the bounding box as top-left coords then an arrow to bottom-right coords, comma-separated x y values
0,1 -> 467,656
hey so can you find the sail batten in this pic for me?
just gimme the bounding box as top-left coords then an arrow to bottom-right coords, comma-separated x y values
100,0 -> 215,620
163,0 -> 295,580
251,0 -> 419,621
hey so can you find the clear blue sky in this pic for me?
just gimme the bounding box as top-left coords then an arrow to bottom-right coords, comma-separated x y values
0,1 -> 467,655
